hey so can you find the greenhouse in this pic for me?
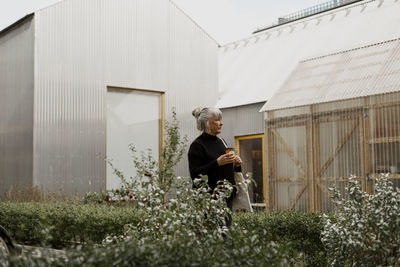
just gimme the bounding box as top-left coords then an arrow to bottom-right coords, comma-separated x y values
262,38 -> 400,212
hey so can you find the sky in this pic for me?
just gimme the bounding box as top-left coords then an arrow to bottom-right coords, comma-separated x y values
0,0 -> 328,44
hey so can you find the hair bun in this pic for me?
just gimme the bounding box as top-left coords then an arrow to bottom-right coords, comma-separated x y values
192,106 -> 203,119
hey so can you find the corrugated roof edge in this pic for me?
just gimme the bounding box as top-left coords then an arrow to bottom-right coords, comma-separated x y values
300,37 -> 400,63
260,37 -> 400,113
252,0 -> 366,34
216,100 -> 268,110
0,13 -> 34,38
221,0 -> 374,49
261,91 -> 398,114
0,0 -> 68,37
218,100 -> 267,110
169,0 -> 220,46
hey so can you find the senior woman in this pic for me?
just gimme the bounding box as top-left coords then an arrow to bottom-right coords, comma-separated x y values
188,107 -> 242,210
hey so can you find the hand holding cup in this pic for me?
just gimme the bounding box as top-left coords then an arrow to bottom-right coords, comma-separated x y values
217,148 -> 235,166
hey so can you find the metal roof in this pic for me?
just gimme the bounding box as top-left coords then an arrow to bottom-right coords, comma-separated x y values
0,14 -> 34,38
261,38 -> 400,111
217,0 -> 400,109
253,0 -> 363,34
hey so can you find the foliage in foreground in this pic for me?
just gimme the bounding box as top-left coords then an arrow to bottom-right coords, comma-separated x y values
4,235 -> 292,267
322,177 -> 400,266
235,211 -> 327,266
1,176 -> 299,266
0,202 -> 144,247
0,201 -> 327,265
0,111 -> 315,266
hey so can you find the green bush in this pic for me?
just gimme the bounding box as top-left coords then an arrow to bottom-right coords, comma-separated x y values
0,202 -> 144,247
234,211 -> 327,266
0,202 -> 326,265
4,235 -> 296,267
322,177 -> 400,266
1,177 -> 300,266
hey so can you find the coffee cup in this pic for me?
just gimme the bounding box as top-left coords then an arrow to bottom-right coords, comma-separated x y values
225,147 -> 235,154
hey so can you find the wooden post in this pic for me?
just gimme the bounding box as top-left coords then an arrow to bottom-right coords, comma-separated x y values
266,122 -> 274,210
262,134 -> 267,210
313,115 -> 321,212
365,102 -> 373,194
306,119 -> 313,212
359,111 -> 366,192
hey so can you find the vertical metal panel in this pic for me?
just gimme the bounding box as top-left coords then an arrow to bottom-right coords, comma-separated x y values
0,17 -> 34,197
219,102 -> 265,147
33,0 -> 218,195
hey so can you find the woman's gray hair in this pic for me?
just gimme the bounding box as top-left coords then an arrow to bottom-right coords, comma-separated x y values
192,106 -> 222,131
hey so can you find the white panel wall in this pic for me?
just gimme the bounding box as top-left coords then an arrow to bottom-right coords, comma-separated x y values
33,0 -> 218,195
0,17 -> 34,198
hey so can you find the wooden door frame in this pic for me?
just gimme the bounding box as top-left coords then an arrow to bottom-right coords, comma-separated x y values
106,86 -> 165,157
267,120 -> 310,211
313,110 -> 365,211
235,134 -> 266,204
267,112 -> 363,212
105,86 -> 165,187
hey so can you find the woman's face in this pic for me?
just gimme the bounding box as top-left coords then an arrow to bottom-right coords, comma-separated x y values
206,116 -> 223,136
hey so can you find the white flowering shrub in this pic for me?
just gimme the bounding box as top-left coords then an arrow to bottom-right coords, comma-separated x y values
99,161 -> 300,265
322,176 -> 400,266
103,175 -> 234,244
2,176 -> 296,266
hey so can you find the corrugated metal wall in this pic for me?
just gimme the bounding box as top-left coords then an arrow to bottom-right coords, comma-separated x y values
33,0 -> 218,195
219,102 -> 265,147
0,16 -> 35,198
266,92 -> 400,213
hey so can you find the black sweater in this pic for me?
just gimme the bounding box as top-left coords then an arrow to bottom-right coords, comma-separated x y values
188,132 -> 241,191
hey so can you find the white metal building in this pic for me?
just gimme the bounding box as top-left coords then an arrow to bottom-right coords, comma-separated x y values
218,0 -> 400,207
0,0 -> 218,197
